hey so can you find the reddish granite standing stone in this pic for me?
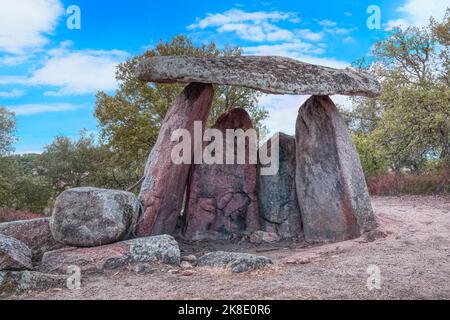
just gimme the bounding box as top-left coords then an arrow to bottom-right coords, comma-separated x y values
137,83 -> 214,236
295,95 -> 377,243
183,108 -> 260,240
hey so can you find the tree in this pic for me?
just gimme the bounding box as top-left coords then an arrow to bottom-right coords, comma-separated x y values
348,12 -> 450,179
0,107 -> 17,156
95,35 -> 268,180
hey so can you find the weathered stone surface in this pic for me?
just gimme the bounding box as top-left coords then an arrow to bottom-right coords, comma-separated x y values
295,95 -> 378,243
183,108 -> 260,240
249,231 -> 281,244
0,271 -> 66,295
51,187 -> 141,247
40,235 -> 180,274
198,251 -> 272,273
257,133 -> 302,238
137,83 -> 214,236
0,218 -> 64,262
0,234 -> 32,271
137,56 -> 381,97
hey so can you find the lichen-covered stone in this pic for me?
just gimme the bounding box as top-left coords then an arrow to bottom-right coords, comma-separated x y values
137,83 -> 214,236
0,271 -> 66,295
0,234 -> 32,271
137,56 -> 381,97
198,251 -> 272,273
183,108 -> 260,240
40,235 -> 180,274
50,187 -> 142,247
257,133 -> 302,238
295,95 -> 378,243
249,230 -> 281,244
0,218 -> 65,262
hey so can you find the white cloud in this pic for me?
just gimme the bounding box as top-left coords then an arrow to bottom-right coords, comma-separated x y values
0,0 -> 64,54
0,47 -> 129,96
259,94 -> 353,137
30,49 -> 129,95
243,42 -> 349,69
319,19 -> 338,27
0,55 -> 30,66
386,0 -> 450,30
344,12 -> 353,17
295,29 -> 324,42
0,89 -> 25,98
6,103 -> 84,116
188,9 -> 298,43
243,41 -> 327,57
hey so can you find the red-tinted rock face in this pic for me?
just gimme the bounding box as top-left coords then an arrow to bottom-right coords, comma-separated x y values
137,83 -> 214,237
0,218 -> 64,262
183,108 -> 260,240
295,95 -> 378,243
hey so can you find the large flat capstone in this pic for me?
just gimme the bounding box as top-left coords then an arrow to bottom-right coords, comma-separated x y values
136,56 -> 381,97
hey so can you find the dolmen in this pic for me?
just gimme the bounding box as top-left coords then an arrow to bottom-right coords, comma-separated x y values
135,55 -> 380,242
0,54 -> 383,295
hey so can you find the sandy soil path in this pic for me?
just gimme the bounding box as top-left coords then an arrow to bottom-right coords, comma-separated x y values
8,196 -> 450,300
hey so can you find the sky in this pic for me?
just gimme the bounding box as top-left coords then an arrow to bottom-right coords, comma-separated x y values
0,0 -> 449,154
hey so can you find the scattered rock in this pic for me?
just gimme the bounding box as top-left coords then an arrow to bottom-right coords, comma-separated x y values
183,108 -> 260,240
137,83 -> 214,236
181,254 -> 197,265
132,263 -> 155,274
364,229 -> 387,242
0,271 -> 67,295
50,187 -> 142,247
258,133 -> 303,238
249,231 -> 281,244
0,234 -> 32,271
181,270 -> 195,276
137,56 -> 381,97
180,261 -> 193,269
0,218 -> 65,262
295,96 -> 378,243
198,251 -> 272,273
40,235 -> 180,274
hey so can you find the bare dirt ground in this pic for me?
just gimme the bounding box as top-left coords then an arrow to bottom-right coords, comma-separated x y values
7,195 -> 450,300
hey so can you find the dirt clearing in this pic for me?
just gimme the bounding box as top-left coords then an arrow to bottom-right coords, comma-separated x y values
4,195 -> 450,300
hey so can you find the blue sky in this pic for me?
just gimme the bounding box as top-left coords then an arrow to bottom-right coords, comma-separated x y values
0,0 -> 449,153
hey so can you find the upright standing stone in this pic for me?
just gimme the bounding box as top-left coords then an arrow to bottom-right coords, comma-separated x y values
137,83 -> 214,236
183,108 -> 260,240
295,95 -> 377,243
257,133 -> 302,238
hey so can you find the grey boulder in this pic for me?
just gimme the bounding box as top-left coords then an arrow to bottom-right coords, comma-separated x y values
40,235 -> 180,274
50,187 -> 142,247
198,251 -> 272,273
0,271 -> 66,294
0,234 -> 32,271
137,56 -> 381,97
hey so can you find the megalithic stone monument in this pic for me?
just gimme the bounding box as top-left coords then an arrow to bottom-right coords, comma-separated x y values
136,55 -> 380,242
